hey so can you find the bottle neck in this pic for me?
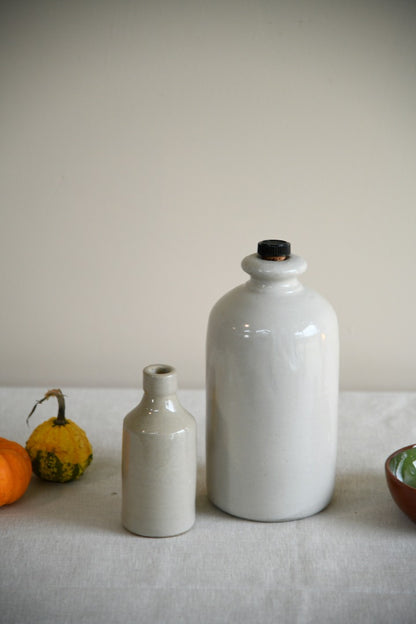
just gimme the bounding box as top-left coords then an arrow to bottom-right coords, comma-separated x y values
241,253 -> 307,293
140,364 -> 179,414
142,364 -> 177,397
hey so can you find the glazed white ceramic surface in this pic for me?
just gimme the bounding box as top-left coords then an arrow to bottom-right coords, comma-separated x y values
206,252 -> 339,521
122,364 -> 197,537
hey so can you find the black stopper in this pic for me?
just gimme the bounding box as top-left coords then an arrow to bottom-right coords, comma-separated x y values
257,239 -> 291,259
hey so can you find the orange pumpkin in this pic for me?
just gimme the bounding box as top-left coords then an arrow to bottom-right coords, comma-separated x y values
0,437 -> 32,506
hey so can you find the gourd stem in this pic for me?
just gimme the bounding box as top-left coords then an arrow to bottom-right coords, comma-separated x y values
54,391 -> 66,424
27,389 -> 67,425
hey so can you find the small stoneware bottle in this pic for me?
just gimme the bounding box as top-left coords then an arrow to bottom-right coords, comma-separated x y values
206,240 -> 339,522
122,364 -> 197,537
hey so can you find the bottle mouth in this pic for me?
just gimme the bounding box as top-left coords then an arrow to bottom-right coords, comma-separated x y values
145,364 -> 175,376
143,364 -> 177,395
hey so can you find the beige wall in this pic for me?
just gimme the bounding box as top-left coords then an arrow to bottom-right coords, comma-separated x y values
1,0 -> 415,390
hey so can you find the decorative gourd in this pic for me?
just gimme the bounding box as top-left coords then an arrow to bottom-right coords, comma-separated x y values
0,437 -> 32,506
26,389 -> 93,482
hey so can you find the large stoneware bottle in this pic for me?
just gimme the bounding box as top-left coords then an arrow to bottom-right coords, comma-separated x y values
206,240 -> 339,521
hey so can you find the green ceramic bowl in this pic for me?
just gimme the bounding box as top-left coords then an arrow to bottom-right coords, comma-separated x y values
385,444 -> 416,522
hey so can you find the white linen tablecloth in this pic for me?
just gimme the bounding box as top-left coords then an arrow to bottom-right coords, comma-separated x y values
1,388 -> 416,624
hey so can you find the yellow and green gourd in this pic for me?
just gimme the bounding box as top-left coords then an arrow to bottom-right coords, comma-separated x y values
26,389 -> 93,482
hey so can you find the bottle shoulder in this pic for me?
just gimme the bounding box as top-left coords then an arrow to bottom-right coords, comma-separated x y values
209,283 -> 246,314
124,400 -> 196,436
208,282 -> 338,334
210,281 -> 336,315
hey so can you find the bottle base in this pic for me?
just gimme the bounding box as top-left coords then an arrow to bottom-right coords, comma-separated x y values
208,496 -> 331,523
122,518 -> 195,538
